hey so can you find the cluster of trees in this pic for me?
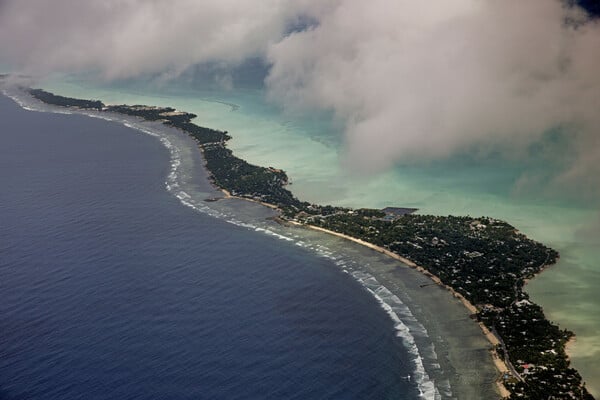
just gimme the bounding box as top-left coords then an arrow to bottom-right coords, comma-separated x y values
29,88 -> 104,110
481,303 -> 593,399
106,104 -> 231,144
202,144 -> 302,207
313,213 -> 591,398
313,214 -> 557,306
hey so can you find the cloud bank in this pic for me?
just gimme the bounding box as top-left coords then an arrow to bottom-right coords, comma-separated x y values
0,0 -> 326,79
267,1 -> 600,185
1,0 -> 599,202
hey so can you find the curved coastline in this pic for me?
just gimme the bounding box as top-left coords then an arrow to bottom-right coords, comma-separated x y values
0,93 -> 435,400
287,221 -> 511,398
212,173 -> 533,397
10,83 -> 594,400
0,84 -> 495,399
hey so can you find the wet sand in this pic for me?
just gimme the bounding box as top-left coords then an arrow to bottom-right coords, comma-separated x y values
297,222 -> 511,398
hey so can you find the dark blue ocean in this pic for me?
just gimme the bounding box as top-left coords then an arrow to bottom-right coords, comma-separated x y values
0,95 -> 419,399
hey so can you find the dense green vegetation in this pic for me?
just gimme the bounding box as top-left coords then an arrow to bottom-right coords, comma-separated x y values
480,303 -> 592,399
311,214 -> 557,307
106,105 -> 230,144
202,143 -> 303,207
29,88 -> 104,109
29,88 -> 594,400
311,212 -> 592,398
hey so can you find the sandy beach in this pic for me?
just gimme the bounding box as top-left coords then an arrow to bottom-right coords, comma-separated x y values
291,222 -> 513,398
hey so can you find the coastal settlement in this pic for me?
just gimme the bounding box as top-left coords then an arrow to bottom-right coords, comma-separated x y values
28,88 -> 594,400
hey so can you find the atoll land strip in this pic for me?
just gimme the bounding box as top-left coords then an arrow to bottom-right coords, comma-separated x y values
28,88 -> 594,400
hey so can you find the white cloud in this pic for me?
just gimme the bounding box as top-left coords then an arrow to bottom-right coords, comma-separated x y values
266,0 -> 600,189
0,0 -> 312,79
1,0 -> 599,202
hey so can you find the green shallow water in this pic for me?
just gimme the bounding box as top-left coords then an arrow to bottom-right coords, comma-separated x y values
40,75 -> 600,396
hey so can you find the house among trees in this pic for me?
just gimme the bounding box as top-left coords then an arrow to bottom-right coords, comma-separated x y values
381,207 -> 418,221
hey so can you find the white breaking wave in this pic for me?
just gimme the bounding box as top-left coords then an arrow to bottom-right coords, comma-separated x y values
254,226 -> 295,241
352,270 -> 442,400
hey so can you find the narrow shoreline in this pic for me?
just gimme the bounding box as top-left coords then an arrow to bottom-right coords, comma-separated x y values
282,220 -> 512,398
521,261 -> 581,370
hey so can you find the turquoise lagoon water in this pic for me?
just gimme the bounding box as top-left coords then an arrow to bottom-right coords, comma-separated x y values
39,75 -> 600,395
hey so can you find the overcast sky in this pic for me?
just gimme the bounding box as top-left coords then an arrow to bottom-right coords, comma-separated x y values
1,0 -> 599,204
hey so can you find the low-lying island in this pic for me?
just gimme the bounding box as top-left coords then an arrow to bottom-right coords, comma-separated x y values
27,87 -> 594,400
